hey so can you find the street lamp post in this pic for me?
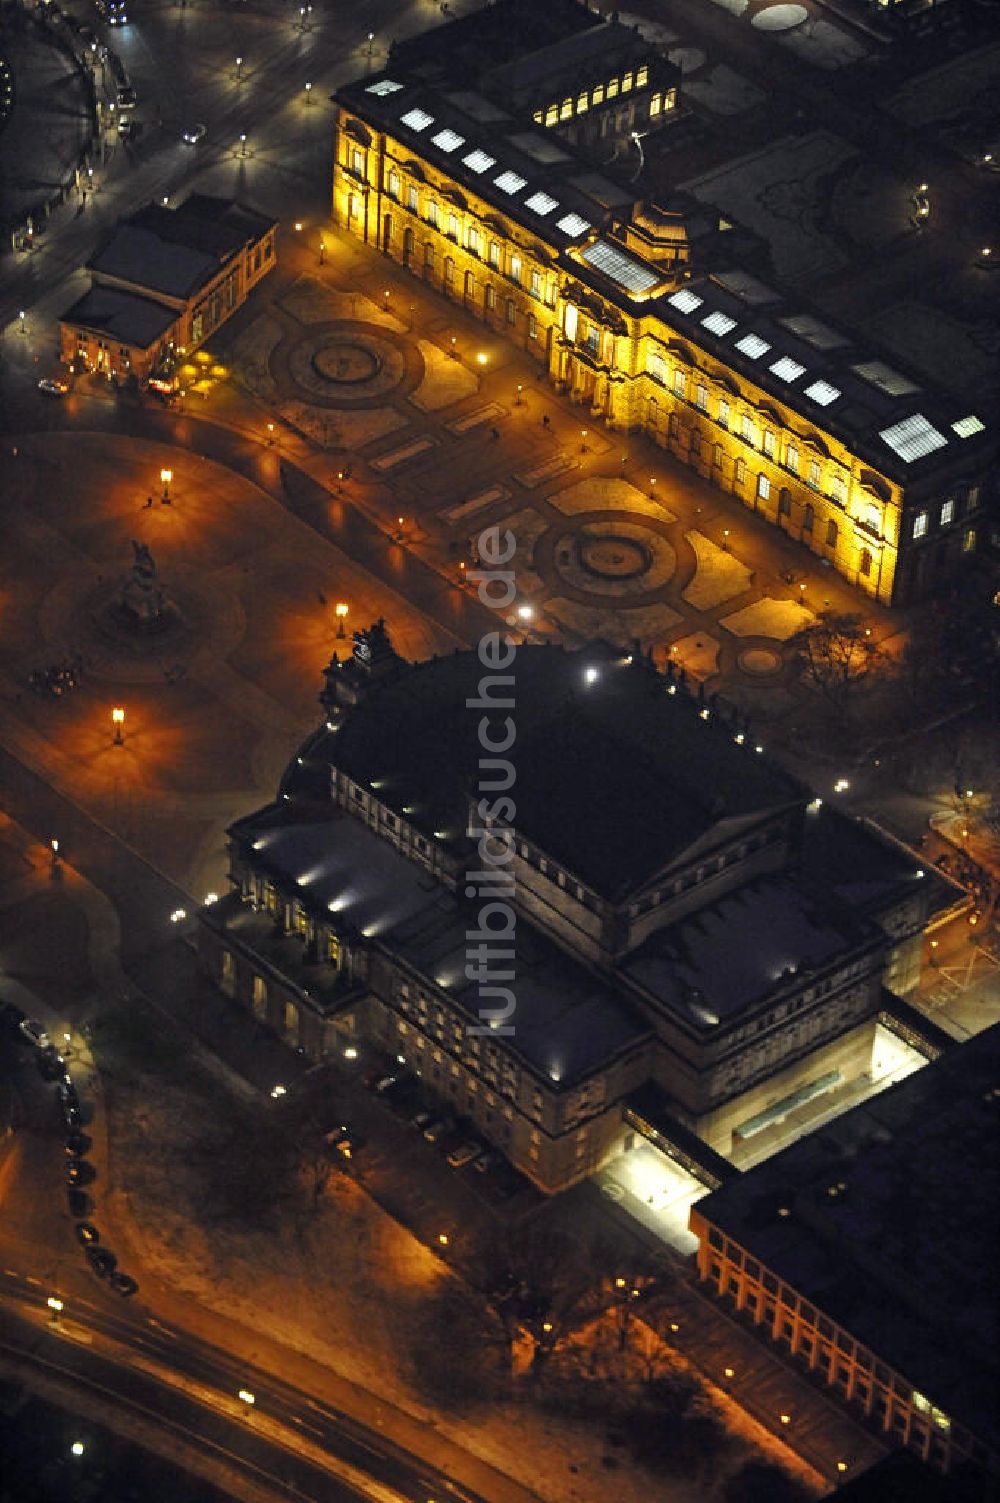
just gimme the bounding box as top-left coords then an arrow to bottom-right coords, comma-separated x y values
304,82 -> 313,105
515,383 -> 523,406
112,706 -> 125,746
335,602 -> 349,639
235,55 -> 243,81
160,467 -> 172,503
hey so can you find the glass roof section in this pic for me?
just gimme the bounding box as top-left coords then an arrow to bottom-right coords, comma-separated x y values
667,289 -> 702,314
557,212 -> 591,238
702,311 -> 736,336
952,414 -> 985,438
715,270 -> 780,305
770,356 -> 805,382
462,149 -> 495,174
431,128 -> 465,152
525,191 -> 558,216
879,414 -> 948,463
494,169 -> 527,194
580,240 -> 659,295
805,379 -> 840,406
852,361 -> 920,397
401,108 -> 434,132
778,314 -> 848,350
365,80 -> 404,96
735,333 -> 771,360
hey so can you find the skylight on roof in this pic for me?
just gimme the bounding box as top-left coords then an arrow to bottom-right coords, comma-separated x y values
778,313 -> 848,350
668,289 -> 702,314
365,79 -> 404,96
805,379 -> 840,406
702,311 -> 736,337
432,127 -> 465,152
852,360 -> 919,397
556,212 -> 590,237
580,239 -> 659,296
463,148 -> 495,174
770,356 -> 805,382
525,190 -> 558,216
494,169 -> 527,194
401,108 -> 434,132
952,414 -> 985,439
879,414 -> 948,463
735,333 -> 771,360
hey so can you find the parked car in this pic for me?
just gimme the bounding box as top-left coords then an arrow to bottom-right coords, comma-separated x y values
446,1140 -> 482,1169
181,122 -> 207,145
67,1189 -> 90,1217
37,377 -> 69,396
62,1103 -> 82,1129
423,1115 -> 456,1144
110,1272 -> 138,1297
65,1132 -> 90,1156
87,1246 -> 116,1277
19,1018 -> 49,1048
65,1158 -> 93,1186
75,1222 -> 99,1246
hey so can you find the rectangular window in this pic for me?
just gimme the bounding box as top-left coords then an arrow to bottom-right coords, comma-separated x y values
528,314 -> 538,341
718,397 -> 730,429
545,104 -> 559,126
940,498 -> 955,526
637,64 -> 649,86
741,414 -> 755,444
427,201 -> 439,228
560,97 -> 573,120
592,84 -> 604,105
485,285 -> 496,311
468,227 -> 480,256
351,147 -> 364,175
786,442 -> 798,474
735,457 -> 747,484
763,430 -> 775,458
808,458 -> 821,488
622,71 -> 633,91
607,78 -> 619,99
530,268 -> 542,300
447,212 -> 459,241
387,169 -> 400,198
963,527 -> 977,553
505,299 -> 515,326
695,383 -> 707,411
649,92 -> 662,116
577,91 -> 588,112
758,474 -> 771,501
488,241 -> 501,270
674,368 -> 686,397
510,254 -> 522,286
967,484 -> 980,511
407,185 -> 418,212
913,511 -> 928,539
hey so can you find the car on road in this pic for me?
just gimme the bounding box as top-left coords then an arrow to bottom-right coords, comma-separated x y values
182,123 -> 207,145
67,1189 -> 90,1218
423,1115 -> 456,1144
62,1102 -> 81,1129
65,1158 -> 93,1186
37,377 -> 69,396
75,1222 -> 99,1246
19,1018 -> 49,1048
110,1272 -> 138,1296
446,1140 -> 482,1169
65,1132 -> 90,1156
87,1246 -> 116,1277
324,1125 -> 364,1159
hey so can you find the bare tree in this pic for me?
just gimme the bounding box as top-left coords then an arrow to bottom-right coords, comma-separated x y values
788,611 -> 883,712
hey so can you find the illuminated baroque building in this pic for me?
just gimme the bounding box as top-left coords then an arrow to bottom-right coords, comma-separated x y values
59,195 -> 276,384
690,1022 -> 1000,1479
199,627 -> 956,1196
331,2 -> 994,606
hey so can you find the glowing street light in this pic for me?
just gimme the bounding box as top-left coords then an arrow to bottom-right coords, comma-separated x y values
238,1388 -> 256,1407
111,706 -> 125,745
169,908 -> 187,924
580,428 -> 588,452
335,602 -> 349,638
70,1441 -> 85,1457
235,55 -> 243,79
437,1232 -> 449,1246
517,604 -> 534,621
270,1084 -> 287,1099
304,82 -> 313,104
476,350 -> 488,366
449,335 -> 458,359
514,382 -> 523,405
159,466 -> 172,502
367,30 -> 374,56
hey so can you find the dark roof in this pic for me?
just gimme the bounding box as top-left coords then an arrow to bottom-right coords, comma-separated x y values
485,20 -> 663,106
129,195 -> 276,260
802,806 -> 958,923
386,0 -> 600,85
59,285 -> 179,347
88,224 -> 219,301
229,801 -> 650,1087
623,874 -> 880,1027
695,1023 -> 1000,1451
315,643 -> 803,900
